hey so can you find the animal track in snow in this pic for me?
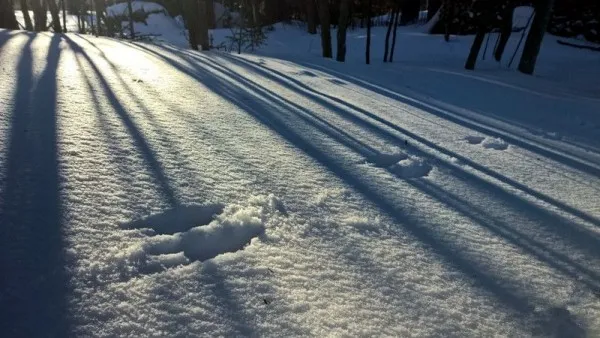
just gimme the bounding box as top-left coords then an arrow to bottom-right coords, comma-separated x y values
464,135 -> 509,150
121,195 -> 285,273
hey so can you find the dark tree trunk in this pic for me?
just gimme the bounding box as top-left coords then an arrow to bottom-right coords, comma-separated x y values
127,0 -> 135,38
20,0 -> 34,30
494,6 -> 514,61
427,0 -> 442,21
33,0 -> 48,31
366,0 -> 371,64
205,0 -> 215,28
61,0 -> 66,32
519,0 -> 555,74
90,3 -> 95,35
198,0 -> 210,50
307,0 -> 317,34
94,0 -> 105,36
384,6 -> 398,62
47,0 -> 63,33
465,26 -> 486,70
0,0 -> 18,29
183,0 -> 199,50
336,0 -> 350,62
317,0 -> 332,57
389,5 -> 401,62
400,0 -> 420,25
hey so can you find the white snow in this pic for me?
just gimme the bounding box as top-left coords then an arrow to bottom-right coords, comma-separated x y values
1,11 -> 600,337
106,1 -> 167,16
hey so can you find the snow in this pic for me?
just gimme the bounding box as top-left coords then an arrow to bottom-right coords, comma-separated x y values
106,1 -> 167,16
1,10 -> 600,337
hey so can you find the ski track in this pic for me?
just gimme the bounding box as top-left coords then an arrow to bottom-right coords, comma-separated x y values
1,31 -> 599,337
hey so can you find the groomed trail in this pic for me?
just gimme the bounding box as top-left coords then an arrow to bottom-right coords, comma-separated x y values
0,30 -> 599,336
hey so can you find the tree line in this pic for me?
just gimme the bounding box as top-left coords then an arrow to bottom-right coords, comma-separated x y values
0,0 -> 592,75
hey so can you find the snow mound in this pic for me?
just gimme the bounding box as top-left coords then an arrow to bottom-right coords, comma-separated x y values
393,156 -> 432,178
482,137 -> 509,150
132,195 -> 285,271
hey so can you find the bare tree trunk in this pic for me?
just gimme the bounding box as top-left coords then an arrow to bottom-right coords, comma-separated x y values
127,0 -> 135,39
336,0 -> 350,62
20,0 -> 34,30
366,0 -> 372,64
306,0 -> 317,34
465,26 -> 486,70
33,0 -> 48,31
90,2 -> 95,35
198,0 -> 210,50
47,0 -> 63,32
389,4 -> 400,62
205,0 -> 215,28
317,0 -> 331,58
0,0 -> 18,29
183,0 -> 199,50
400,0 -> 419,25
94,0 -> 104,36
427,0 -> 442,21
61,0 -> 66,32
384,5 -> 399,62
494,5 -> 514,61
519,0 -> 555,74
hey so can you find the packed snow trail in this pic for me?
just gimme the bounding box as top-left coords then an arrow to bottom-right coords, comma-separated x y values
0,30 -> 599,336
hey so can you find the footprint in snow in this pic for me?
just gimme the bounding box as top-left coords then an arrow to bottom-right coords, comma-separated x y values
464,136 -> 509,150
464,135 -> 485,145
367,152 -> 408,168
328,78 -> 347,85
120,195 -> 285,273
298,70 -> 318,77
367,152 -> 432,178
391,156 -> 433,178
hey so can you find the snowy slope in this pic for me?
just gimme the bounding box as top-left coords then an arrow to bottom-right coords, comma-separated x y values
1,26 -> 599,337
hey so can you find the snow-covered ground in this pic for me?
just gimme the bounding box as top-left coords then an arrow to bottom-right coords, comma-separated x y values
1,7 -> 600,336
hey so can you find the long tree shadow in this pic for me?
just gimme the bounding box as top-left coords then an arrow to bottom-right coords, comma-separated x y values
294,60 -> 600,177
0,34 -> 69,336
215,53 -> 600,230
173,50 -> 600,261
125,44 -> 550,321
63,35 -> 180,208
201,52 -> 600,284
104,41 -> 600,333
59,35 -> 264,333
